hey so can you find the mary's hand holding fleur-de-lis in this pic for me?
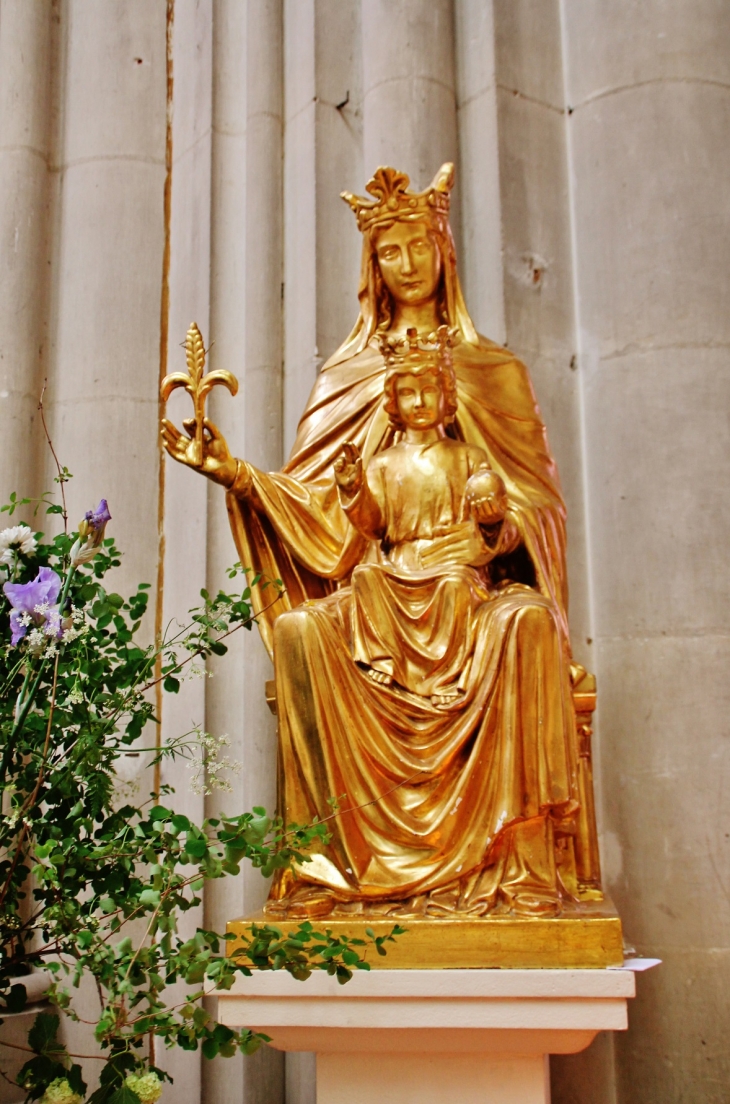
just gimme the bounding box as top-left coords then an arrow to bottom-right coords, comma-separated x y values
160,322 -> 241,489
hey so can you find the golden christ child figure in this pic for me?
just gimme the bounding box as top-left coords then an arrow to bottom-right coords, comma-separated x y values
334,326 -> 510,710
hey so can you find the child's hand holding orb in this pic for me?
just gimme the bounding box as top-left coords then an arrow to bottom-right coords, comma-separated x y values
464,469 -> 508,526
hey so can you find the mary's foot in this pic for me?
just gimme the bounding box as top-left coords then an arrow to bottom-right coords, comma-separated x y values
509,892 -> 561,918
264,883 -> 337,920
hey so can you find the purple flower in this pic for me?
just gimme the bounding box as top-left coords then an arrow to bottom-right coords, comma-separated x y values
3,566 -> 62,646
85,500 -> 111,534
71,500 -> 111,567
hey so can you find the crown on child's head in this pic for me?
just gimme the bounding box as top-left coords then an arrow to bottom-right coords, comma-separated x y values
378,325 -> 457,375
341,163 -> 454,235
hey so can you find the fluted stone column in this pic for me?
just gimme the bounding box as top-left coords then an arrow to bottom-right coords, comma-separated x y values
562,3 -> 730,1101
41,1 -> 168,1093
361,0 -> 457,202
203,3 -> 285,1103
454,0 -> 505,344
490,8 -> 608,1098
48,0 -> 167,595
0,1 -> 54,505
282,0 -> 363,454
491,0 -> 592,666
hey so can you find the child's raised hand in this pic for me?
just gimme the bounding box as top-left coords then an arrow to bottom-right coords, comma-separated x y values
334,440 -> 363,496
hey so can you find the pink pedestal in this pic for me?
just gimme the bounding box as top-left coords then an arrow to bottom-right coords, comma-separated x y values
217,966 -> 642,1104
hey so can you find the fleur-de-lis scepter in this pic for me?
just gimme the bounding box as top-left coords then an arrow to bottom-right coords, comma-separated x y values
160,323 -> 238,467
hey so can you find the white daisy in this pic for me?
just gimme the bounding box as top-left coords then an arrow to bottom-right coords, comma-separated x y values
0,524 -> 37,565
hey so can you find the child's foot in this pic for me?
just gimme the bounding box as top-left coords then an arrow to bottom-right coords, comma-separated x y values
365,666 -> 393,686
431,686 -> 463,708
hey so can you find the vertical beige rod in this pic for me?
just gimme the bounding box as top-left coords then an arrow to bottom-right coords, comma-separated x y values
0,1 -> 54,504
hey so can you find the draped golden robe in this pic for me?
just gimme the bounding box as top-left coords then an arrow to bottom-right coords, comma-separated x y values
226,334 -> 581,914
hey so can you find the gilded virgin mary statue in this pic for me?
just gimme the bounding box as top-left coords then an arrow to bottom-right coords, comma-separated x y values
163,164 -> 609,936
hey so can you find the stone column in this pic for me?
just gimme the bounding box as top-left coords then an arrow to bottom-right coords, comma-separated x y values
491,0 -> 592,663
490,7 -> 608,1097
562,3 -> 730,1101
43,1 -> 169,1093
282,0 -> 363,454
0,1 -> 54,505
361,0 -> 458,230
203,3 -> 285,1103
454,0 -> 505,344
48,0 -> 167,595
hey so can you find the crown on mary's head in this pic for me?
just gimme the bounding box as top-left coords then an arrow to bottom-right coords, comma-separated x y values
378,325 -> 457,374
341,163 -> 454,234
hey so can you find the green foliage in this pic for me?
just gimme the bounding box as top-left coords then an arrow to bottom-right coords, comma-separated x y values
0,492 -> 402,1102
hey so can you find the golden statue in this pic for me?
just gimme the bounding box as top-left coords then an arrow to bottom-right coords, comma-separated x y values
162,164 -> 619,963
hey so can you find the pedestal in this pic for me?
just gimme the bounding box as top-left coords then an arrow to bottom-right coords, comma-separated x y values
216,967 -> 639,1104
230,899 -> 623,969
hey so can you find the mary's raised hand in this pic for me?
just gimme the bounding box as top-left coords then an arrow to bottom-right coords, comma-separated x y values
161,416 -> 237,487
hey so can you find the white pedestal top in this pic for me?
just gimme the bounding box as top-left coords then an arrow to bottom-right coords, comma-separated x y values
216,966 -> 639,1056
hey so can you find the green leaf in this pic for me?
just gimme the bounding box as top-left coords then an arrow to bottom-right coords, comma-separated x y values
202,1038 -> 219,1059
185,837 -> 208,859
108,1086 -> 142,1104
27,1012 -> 61,1054
149,806 -> 171,821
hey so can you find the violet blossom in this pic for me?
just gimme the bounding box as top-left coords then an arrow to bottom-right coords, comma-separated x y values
70,499 -> 111,567
3,566 -> 63,646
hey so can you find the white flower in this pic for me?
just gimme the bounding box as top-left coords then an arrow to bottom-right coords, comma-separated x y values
0,525 -> 36,565
185,662 -> 211,681
40,1079 -> 83,1104
124,1072 -> 162,1104
186,727 -> 241,796
64,685 -> 84,706
27,627 -> 46,652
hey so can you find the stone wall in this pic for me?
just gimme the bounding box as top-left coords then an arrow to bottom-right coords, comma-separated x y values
1,2 -> 727,1103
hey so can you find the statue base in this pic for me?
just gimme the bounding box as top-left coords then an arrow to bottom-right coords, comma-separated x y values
215,963 -> 643,1104
228,897 -> 623,969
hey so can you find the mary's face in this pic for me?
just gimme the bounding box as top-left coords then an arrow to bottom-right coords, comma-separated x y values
374,221 -> 442,307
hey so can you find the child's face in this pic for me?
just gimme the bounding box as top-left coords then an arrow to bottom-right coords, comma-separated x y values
395,369 -> 445,430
